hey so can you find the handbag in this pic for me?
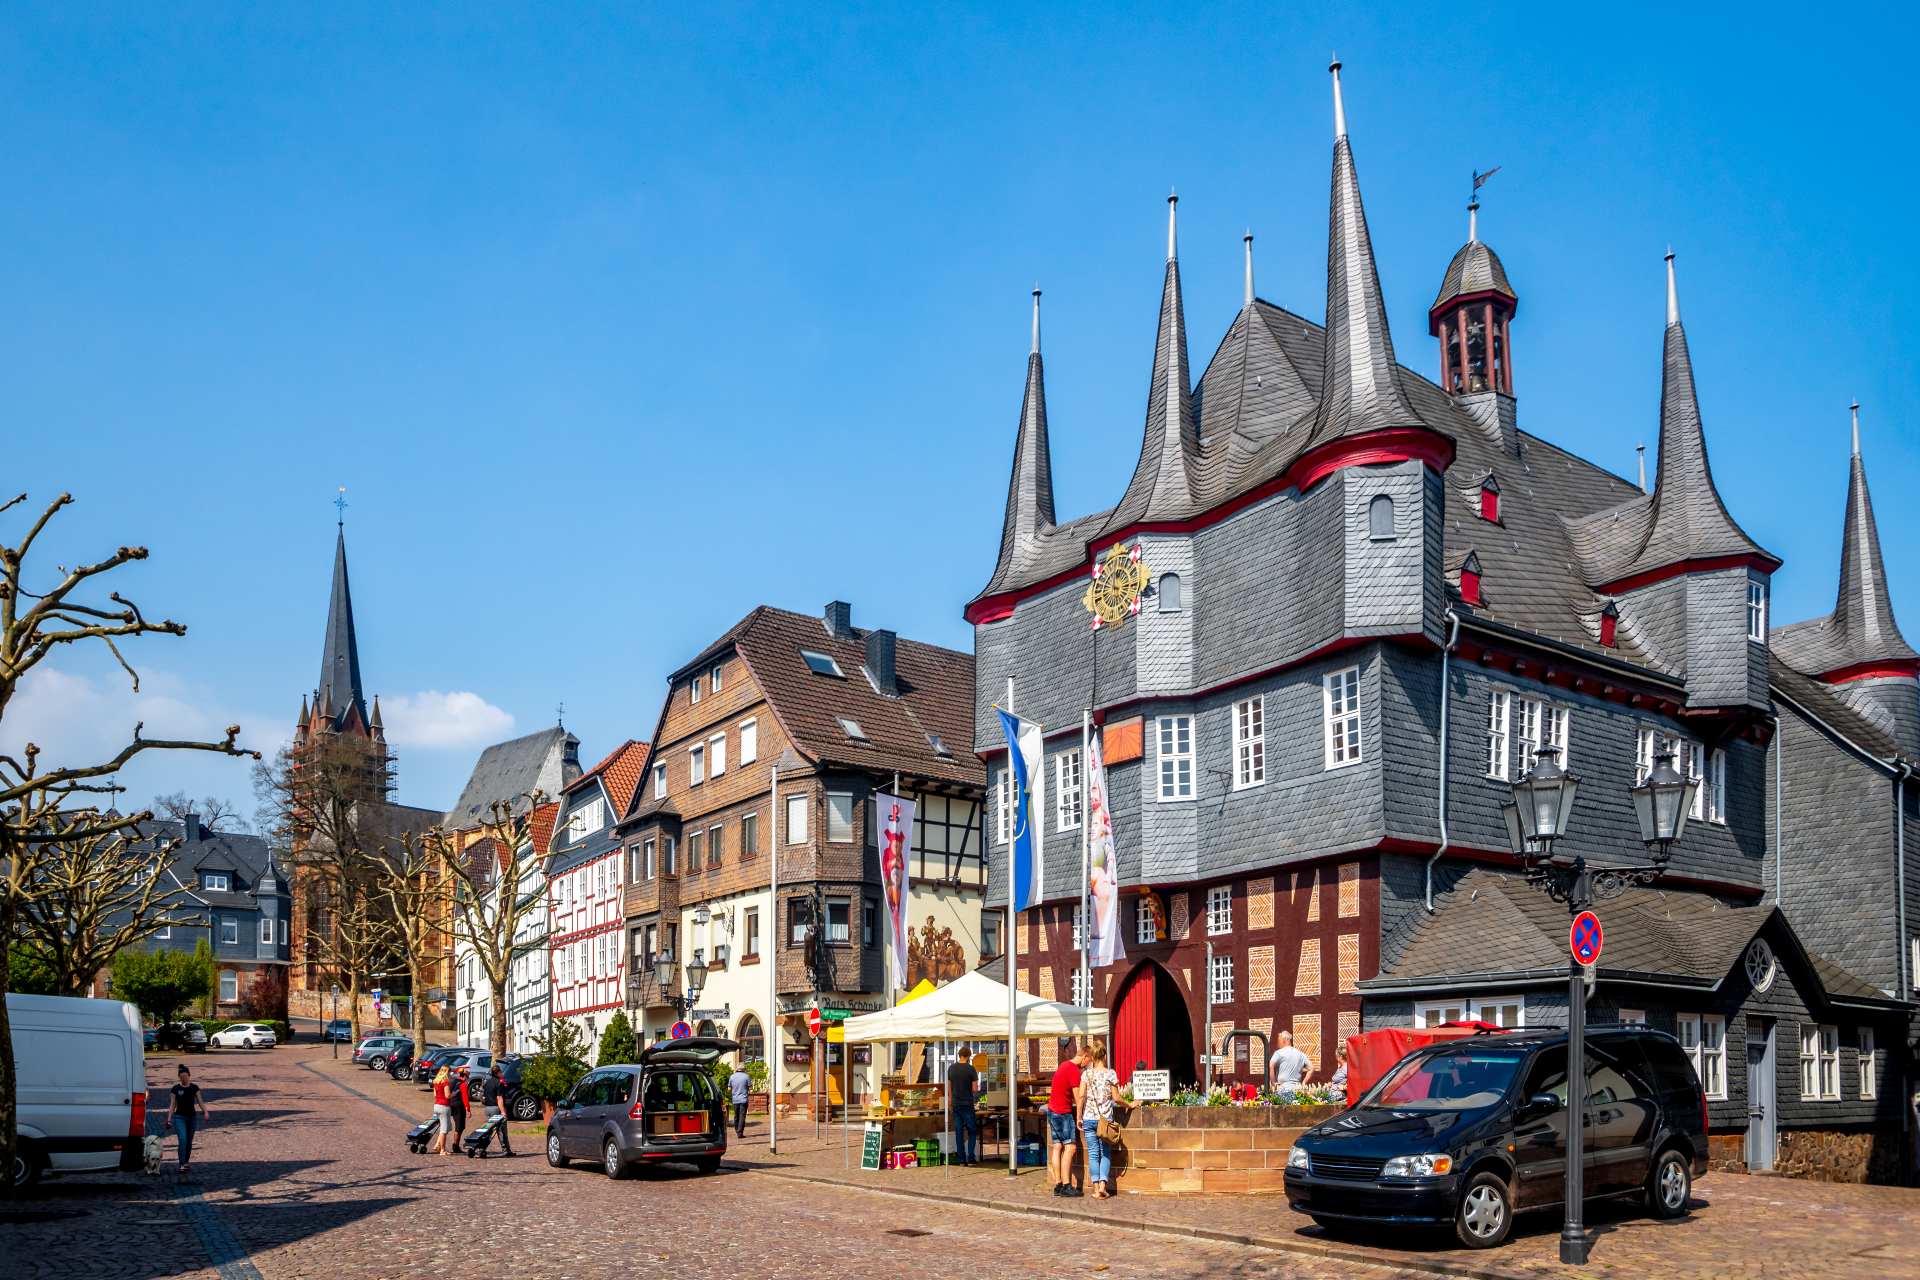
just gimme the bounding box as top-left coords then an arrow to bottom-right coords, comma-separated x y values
1096,1115 -> 1122,1144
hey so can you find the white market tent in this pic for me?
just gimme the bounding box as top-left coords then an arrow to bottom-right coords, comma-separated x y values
840,970 -> 1109,1043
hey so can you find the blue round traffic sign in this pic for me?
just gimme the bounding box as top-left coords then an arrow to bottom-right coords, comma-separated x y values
1570,911 -> 1603,965
669,1021 -> 693,1040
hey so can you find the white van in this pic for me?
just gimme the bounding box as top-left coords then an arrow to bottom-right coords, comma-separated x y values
7,993 -> 146,1189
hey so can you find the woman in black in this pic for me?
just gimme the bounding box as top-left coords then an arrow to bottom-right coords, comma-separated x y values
163,1064 -> 210,1174
448,1067 -> 470,1146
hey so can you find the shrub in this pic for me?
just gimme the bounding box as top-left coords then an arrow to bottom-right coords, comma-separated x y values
112,945 -> 214,1025
595,1011 -> 638,1067
238,967 -> 289,1020
709,1056 -> 770,1094
521,1019 -> 590,1103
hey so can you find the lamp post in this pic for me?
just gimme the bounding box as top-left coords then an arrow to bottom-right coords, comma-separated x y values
652,948 -> 710,1022
1501,746 -> 1694,1265
329,984 -> 341,1060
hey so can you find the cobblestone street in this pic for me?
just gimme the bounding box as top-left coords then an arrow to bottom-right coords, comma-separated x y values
7,1042 -> 1917,1280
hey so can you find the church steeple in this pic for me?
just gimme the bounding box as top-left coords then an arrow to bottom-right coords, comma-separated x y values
1102,192 -> 1199,532
317,525 -> 370,733
978,289 -> 1060,600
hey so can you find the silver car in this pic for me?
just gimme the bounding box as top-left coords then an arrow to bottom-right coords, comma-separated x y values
545,1037 -> 737,1179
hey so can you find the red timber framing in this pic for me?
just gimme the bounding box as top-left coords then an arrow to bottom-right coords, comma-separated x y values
1817,659 -> 1920,684
1014,856 -> 1381,1087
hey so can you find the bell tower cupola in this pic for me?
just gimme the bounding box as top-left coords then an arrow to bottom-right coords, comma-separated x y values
1430,190 -> 1518,451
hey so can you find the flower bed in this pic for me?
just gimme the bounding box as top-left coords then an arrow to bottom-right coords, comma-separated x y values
1109,1100 -> 1346,1195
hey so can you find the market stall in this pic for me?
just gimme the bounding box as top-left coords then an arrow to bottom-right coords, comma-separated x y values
838,971 -> 1109,1170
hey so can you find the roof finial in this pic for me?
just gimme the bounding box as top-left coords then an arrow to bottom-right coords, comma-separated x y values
1243,228 -> 1255,307
334,485 -> 348,529
1031,285 -> 1042,356
1166,190 -> 1178,261
1468,198 -> 1479,244
1329,55 -> 1347,139
1664,246 -> 1680,326
1636,443 -> 1648,493
1851,399 -> 1861,458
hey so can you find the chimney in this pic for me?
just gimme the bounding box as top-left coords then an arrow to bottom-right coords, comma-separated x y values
865,629 -> 899,696
182,812 -> 203,843
824,601 -> 854,639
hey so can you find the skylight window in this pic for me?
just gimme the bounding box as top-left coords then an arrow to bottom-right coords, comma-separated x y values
839,716 -> 868,742
801,649 -> 845,678
928,733 -> 952,758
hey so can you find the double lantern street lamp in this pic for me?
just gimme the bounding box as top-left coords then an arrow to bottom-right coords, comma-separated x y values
628,943 -> 728,1022
1498,745 -> 1697,1265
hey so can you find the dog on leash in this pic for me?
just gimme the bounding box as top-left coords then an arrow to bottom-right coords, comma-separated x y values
143,1135 -> 165,1174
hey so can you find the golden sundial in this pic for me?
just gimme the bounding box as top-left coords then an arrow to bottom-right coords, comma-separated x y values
1083,542 -> 1150,630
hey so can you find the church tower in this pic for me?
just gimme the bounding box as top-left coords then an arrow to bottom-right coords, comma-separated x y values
1430,195 -> 1518,451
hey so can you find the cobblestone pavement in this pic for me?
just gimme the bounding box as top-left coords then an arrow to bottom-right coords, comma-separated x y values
9,1042 -> 1917,1280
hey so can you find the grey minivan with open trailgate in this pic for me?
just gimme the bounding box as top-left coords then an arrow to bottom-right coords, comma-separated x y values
546,1037 -> 736,1179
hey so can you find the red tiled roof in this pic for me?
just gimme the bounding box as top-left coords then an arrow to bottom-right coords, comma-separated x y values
527,802 -> 560,858
568,740 -> 650,814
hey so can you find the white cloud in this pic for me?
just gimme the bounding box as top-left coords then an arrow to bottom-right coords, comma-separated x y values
379,690 -> 514,748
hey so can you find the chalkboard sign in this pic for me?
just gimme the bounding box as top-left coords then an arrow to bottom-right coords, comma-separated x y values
861,1122 -> 884,1171
1131,1069 -> 1171,1102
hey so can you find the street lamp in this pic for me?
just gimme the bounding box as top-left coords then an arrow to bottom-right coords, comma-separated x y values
651,948 -> 709,1021
1502,745 -> 1694,1265
329,984 -> 342,1059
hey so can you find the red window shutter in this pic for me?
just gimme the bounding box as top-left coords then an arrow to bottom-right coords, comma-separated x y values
1481,487 -> 1499,522
1461,568 -> 1482,606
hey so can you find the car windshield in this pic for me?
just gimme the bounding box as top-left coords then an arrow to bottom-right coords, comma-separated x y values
1359,1050 -> 1524,1112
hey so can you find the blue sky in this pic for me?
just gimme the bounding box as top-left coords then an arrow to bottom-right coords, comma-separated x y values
4,3 -> 1916,818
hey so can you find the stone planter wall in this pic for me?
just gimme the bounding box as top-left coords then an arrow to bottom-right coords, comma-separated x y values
1112,1103 -> 1345,1195
1708,1128 -> 1902,1185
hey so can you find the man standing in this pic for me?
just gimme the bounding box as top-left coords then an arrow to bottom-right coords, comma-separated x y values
727,1062 -> 753,1138
946,1047 -> 981,1166
1268,1030 -> 1313,1096
1047,1039 -> 1087,1197
480,1065 -> 514,1156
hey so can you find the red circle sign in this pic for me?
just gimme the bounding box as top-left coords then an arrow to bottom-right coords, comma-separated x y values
1570,911 -> 1603,965
669,1020 -> 692,1040
806,1006 -> 822,1037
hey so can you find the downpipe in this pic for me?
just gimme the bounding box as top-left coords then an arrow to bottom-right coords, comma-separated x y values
1426,609 -> 1462,912
1898,764 -> 1911,997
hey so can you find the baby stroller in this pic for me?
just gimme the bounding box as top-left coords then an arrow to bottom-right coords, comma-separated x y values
462,1111 -> 506,1158
405,1113 -> 441,1155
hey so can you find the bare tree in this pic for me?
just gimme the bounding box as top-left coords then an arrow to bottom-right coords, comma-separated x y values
12,810 -> 204,997
301,871 -> 398,1041
366,824 -> 453,1055
151,790 -> 249,833
443,795 -> 547,1056
0,491 -> 257,1197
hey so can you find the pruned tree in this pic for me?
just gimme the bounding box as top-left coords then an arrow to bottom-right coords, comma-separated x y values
366,824 -> 454,1055
301,873 -> 398,1040
0,491 -> 258,1197
442,794 -> 548,1056
11,809 -> 208,997
151,790 -> 249,833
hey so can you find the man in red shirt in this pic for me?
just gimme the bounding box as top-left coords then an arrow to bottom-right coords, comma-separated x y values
1047,1039 -> 1089,1196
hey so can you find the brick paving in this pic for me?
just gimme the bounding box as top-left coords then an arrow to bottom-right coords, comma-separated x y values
6,1040 -> 1916,1280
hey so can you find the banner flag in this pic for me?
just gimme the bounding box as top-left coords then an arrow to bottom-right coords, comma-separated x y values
995,708 -> 1045,913
1086,728 -> 1126,969
876,791 -> 916,992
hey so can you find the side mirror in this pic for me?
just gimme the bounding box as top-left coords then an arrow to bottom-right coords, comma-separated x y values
1519,1091 -> 1562,1121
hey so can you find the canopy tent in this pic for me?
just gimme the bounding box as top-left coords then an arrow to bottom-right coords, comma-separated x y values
839,970 -> 1109,1044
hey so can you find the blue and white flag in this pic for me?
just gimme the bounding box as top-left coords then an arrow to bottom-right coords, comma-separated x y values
996,707 -> 1045,913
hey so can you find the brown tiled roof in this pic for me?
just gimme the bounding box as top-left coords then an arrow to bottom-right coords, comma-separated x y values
567,740 -> 651,815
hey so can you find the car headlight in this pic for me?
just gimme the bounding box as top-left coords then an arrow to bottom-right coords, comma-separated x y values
1286,1145 -> 1310,1170
1381,1153 -> 1453,1178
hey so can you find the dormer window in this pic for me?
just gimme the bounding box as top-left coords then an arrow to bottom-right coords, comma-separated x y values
1747,581 -> 1768,643
202,872 -> 229,893
801,649 -> 845,678
1478,475 -> 1501,523
1599,600 -> 1619,648
1459,552 -> 1483,607
1368,493 -> 1396,541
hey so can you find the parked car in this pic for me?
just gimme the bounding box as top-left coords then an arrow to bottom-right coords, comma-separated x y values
545,1037 -> 737,1179
496,1055 -> 541,1122
1283,1026 -> 1708,1250
423,1047 -> 497,1087
8,994 -> 146,1189
209,1023 -> 278,1050
321,1019 -> 354,1043
386,1040 -> 440,1081
408,1044 -> 483,1085
353,1035 -> 414,1071
153,1021 -> 208,1053
142,1026 -> 158,1051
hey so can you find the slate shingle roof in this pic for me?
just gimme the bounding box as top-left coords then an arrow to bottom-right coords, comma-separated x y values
444,726 -> 582,829
1099,238 -> 1201,536
978,347 -> 1060,600
1768,659 -> 1904,761
1431,239 -> 1515,314
316,529 -> 369,731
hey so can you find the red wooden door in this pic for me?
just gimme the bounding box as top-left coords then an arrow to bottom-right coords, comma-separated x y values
1112,965 -> 1156,1087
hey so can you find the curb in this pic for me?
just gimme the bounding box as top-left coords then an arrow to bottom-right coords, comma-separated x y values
745,1166 -> 1535,1280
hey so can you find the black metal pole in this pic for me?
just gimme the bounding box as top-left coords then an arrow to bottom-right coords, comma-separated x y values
1560,862 -> 1590,1266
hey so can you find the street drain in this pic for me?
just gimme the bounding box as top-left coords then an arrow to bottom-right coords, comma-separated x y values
887,1228 -> 932,1238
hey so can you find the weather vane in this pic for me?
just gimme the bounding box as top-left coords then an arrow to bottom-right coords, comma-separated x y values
334,486 -> 349,527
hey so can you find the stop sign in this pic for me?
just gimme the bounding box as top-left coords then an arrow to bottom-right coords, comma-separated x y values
806,1006 -> 822,1037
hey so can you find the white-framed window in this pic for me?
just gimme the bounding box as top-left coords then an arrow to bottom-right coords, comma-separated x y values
1706,749 -> 1728,824
203,872 -> 230,892
1486,689 -> 1510,779
1206,884 -> 1232,936
220,918 -> 238,944
1055,749 -> 1083,831
738,718 -> 758,765
278,918 -> 288,944
1070,968 -> 1091,1007
1819,1026 -> 1839,1098
1615,1008 -> 1647,1025
690,745 -> 705,786
981,909 -> 1002,959
1324,667 -> 1363,768
653,763 -> 667,799
740,811 -> 759,858
219,970 -> 238,1002
1415,995 -> 1523,1029
826,791 -> 855,843
1638,727 -> 1703,819
709,734 -> 727,776
1156,715 -> 1194,800
1747,580 -> 1768,642
1208,952 -> 1234,1004
690,675 -> 701,704
663,836 -> 677,875
825,896 -> 851,943
1911,936 -> 1920,993
259,918 -> 274,944
711,664 -> 724,694
994,768 -> 1010,844
1071,902 -> 1085,949
1686,741 -> 1707,820
1801,1024 -> 1840,1100
1136,899 -> 1158,945
568,797 -> 606,842
786,793 -> 809,845
156,925 -> 171,940
1677,1013 -> 1727,1099
1859,1028 -> 1877,1100
643,839 -> 656,880
557,946 -> 571,987
1233,695 -> 1265,788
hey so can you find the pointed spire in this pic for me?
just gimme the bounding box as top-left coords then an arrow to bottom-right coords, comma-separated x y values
1312,59 -> 1421,446
370,694 -> 384,732
1468,198 -> 1479,244
1166,190 -> 1178,261
1832,402 -> 1914,662
1330,55 -> 1347,139
1243,229 -> 1255,308
1665,247 -> 1680,326
1851,398 -> 1861,458
981,288 -> 1059,596
317,525 -> 369,733
1102,194 -> 1200,531
298,692 -> 310,726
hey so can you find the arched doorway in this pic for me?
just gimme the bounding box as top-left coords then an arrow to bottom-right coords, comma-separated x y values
736,1014 -> 765,1062
1110,960 -> 1194,1087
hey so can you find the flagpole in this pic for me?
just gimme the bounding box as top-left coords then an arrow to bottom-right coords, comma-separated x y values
1006,676 -> 1018,1178
1080,707 -> 1091,1010
769,763 -> 779,1156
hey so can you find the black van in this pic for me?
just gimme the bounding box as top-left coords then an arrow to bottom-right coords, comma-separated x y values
545,1037 -> 738,1179
1283,1026 -> 1708,1249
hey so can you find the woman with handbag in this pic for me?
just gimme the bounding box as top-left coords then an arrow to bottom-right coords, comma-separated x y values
1078,1039 -> 1121,1199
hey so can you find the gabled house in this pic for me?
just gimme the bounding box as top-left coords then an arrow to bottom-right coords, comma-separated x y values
546,740 -> 649,1046
128,814 -> 292,1016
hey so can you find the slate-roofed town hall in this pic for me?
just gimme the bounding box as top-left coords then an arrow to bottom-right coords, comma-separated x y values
971,61 -> 1918,1183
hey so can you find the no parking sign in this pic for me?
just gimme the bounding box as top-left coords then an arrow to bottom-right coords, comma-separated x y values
1570,911 -> 1603,965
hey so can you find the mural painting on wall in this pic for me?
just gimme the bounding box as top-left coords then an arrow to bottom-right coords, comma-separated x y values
907,916 -> 968,987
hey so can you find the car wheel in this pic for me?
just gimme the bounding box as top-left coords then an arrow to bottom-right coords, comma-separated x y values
369,1055 -> 387,1072
243,1039 -> 256,1050
1646,1149 -> 1692,1219
695,1155 -> 722,1176
11,1142 -> 43,1190
602,1138 -> 631,1180
1453,1171 -> 1513,1249
512,1094 -> 539,1122
545,1131 -> 568,1168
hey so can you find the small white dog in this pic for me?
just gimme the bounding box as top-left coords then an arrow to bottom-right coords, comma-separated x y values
143,1134 -> 165,1174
